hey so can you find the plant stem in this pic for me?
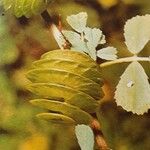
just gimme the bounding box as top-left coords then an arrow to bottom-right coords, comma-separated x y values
90,119 -> 111,150
41,10 -> 53,25
41,10 -> 71,50
100,56 -> 150,68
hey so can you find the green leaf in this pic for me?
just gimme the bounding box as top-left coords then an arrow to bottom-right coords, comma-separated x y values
2,0 -> 47,17
66,12 -> 87,33
1,0 -> 13,10
62,30 -> 87,53
27,83 -> 99,113
30,99 -> 93,124
22,0 -> 32,17
124,15 -> 150,54
75,124 -> 94,150
115,61 -> 150,114
31,0 -> 46,15
14,0 -> 24,17
97,46 -> 117,60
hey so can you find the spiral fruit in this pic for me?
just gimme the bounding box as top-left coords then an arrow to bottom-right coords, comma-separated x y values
27,49 -> 104,125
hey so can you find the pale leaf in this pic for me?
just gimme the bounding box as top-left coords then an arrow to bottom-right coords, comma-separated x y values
97,47 -> 117,60
63,30 -> 88,53
115,61 -> 150,115
86,43 -> 97,60
84,27 -> 105,60
52,25 -> 66,50
66,12 -> 87,33
75,124 -> 94,150
124,15 -> 150,54
84,27 -> 105,48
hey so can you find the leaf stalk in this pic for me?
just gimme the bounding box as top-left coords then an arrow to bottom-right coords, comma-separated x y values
100,56 -> 150,67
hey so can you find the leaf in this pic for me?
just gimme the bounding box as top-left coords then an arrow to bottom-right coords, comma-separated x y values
75,124 -> 94,150
31,0 -> 46,15
22,0 -> 33,17
27,83 -> 99,113
30,99 -> 93,124
124,15 -> 150,54
41,50 -> 96,67
115,61 -> 150,114
62,30 -> 87,53
14,0 -> 24,17
1,0 -> 47,17
1,0 -> 13,10
66,12 -> 87,33
37,113 -> 75,124
26,68 -> 102,100
84,27 -> 106,60
84,27 -> 105,47
51,24 -> 67,50
40,49 -> 102,84
32,58 -> 102,84
97,46 -> 117,60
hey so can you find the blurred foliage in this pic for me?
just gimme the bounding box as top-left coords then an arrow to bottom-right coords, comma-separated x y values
0,0 -> 150,150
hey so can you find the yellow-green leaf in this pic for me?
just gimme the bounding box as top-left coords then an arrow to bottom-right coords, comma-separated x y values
2,0 -> 47,17
27,83 -> 99,113
37,113 -> 75,124
30,99 -> 93,124
115,61 -> 150,114
32,59 -> 102,84
26,69 -> 103,100
41,50 -> 97,68
1,0 -> 13,10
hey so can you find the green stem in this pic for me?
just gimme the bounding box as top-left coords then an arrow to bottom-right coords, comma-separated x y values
100,56 -> 150,67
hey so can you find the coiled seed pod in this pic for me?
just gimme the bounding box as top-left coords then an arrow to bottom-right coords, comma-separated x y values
27,49 -> 104,125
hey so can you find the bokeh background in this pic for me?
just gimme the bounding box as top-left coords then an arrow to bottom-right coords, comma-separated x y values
0,0 -> 150,150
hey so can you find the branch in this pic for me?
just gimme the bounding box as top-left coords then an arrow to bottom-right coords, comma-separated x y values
100,56 -> 150,68
90,119 -> 111,150
41,10 -> 53,25
41,10 -> 71,50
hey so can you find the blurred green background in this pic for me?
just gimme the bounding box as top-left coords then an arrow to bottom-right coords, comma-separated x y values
0,0 -> 150,150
